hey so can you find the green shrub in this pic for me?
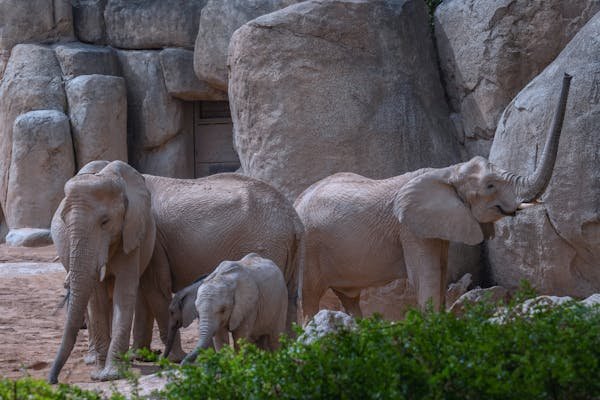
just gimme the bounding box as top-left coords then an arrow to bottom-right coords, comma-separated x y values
0,378 -> 102,400
161,300 -> 600,400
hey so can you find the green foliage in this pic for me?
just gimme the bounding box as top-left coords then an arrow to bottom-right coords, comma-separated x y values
2,291 -> 598,399
161,300 -> 600,400
0,378 -> 102,400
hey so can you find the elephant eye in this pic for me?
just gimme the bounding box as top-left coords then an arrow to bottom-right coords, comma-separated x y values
100,217 -> 110,227
486,183 -> 495,190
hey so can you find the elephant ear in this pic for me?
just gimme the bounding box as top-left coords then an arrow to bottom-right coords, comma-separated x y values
101,161 -> 152,254
77,160 -> 110,175
229,272 -> 259,332
393,173 -> 484,246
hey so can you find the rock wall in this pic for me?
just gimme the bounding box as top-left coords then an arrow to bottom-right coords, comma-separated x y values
0,0 -> 74,78
229,0 -> 462,202
194,0 -> 300,91
435,0 -> 600,157
487,11 -> 600,296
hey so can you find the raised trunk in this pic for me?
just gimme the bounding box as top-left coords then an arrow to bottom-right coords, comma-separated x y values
509,73 -> 572,202
48,234 -> 95,384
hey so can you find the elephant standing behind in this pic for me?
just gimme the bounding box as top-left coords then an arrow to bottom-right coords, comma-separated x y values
295,73 -> 572,320
49,163 -> 303,383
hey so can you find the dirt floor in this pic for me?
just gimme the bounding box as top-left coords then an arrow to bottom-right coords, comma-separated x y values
0,244 -> 199,387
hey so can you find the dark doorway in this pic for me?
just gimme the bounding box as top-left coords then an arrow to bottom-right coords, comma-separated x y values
194,101 -> 240,178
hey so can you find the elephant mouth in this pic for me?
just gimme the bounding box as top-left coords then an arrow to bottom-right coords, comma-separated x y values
495,205 -> 516,217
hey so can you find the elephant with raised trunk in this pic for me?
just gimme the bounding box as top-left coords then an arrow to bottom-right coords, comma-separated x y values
295,73 -> 572,320
49,164 -> 303,383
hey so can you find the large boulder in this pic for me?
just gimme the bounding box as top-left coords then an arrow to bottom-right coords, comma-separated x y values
0,44 -> 66,218
117,50 -> 194,178
194,0 -> 299,91
435,0 -> 600,157
229,0 -> 462,202
487,12 -> 600,297
54,42 -> 120,79
66,75 -> 128,169
6,110 -> 74,230
72,0 -> 107,44
0,0 -> 74,77
160,48 -> 226,101
105,0 -> 207,49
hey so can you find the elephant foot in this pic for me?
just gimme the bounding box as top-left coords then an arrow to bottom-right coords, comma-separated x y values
91,365 -> 121,381
167,347 -> 187,363
84,352 -> 97,365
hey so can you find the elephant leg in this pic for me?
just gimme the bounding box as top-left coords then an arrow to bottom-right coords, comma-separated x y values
301,250 -> 328,323
86,279 -> 111,371
332,288 -> 363,318
132,293 -> 154,352
400,230 -> 446,311
213,327 -> 229,350
92,254 -> 140,381
142,278 -> 186,362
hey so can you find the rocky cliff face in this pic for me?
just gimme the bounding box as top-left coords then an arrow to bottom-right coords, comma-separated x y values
0,0 -> 597,310
487,11 -> 600,297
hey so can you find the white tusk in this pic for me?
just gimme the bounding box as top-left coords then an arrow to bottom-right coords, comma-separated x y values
99,265 -> 107,282
517,202 -> 537,210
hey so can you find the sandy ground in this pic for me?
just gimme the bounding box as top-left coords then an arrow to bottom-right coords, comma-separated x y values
0,244 -> 199,389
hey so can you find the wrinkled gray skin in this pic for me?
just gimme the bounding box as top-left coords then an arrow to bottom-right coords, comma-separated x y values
180,253 -> 288,364
49,164 -> 303,383
296,74 -> 572,320
49,161 -> 156,383
162,274 -> 229,358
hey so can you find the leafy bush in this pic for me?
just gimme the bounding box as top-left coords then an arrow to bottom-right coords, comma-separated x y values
0,378 -> 102,400
162,300 -> 600,400
2,292 -> 598,399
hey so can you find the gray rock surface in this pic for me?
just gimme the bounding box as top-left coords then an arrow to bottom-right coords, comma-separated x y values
54,42 -> 119,79
229,0 -> 462,202
72,0 -> 107,44
117,50 -> 194,177
66,75 -> 128,169
300,310 -> 356,344
6,111 -> 74,230
488,12 -> 600,297
5,228 -> 53,247
435,0 -> 600,157
449,286 -> 510,316
194,0 -> 299,91
105,0 -> 207,49
0,0 -> 74,78
0,45 -> 66,220
160,48 -> 226,101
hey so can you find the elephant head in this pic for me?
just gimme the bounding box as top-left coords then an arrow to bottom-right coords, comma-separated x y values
394,73 -> 572,246
182,263 -> 259,364
163,275 -> 207,359
48,160 -> 153,383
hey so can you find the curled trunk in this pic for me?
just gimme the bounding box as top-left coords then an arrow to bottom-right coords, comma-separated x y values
503,73 -> 572,202
181,314 -> 217,364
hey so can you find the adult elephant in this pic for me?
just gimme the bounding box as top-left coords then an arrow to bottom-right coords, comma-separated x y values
295,73 -> 572,320
48,162 -> 303,383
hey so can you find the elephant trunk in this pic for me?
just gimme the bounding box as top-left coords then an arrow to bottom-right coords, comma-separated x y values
503,73 -> 572,203
197,313 -> 217,350
181,312 -> 216,365
48,232 -> 96,383
163,320 -> 180,359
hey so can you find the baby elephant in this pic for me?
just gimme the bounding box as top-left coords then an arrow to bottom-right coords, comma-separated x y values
176,253 -> 288,364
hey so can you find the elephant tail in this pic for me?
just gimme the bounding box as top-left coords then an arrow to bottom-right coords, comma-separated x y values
285,220 -> 305,329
